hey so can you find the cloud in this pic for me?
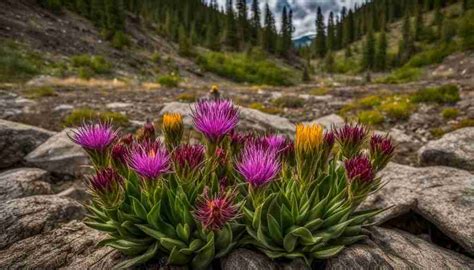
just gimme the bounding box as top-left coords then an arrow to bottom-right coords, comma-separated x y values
213,0 -> 364,38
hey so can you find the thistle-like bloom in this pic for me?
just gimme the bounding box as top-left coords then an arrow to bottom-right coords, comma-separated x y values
237,144 -> 280,187
128,143 -> 170,180
264,134 -> 289,153
111,143 -> 129,164
71,122 -> 117,152
192,99 -> 239,142
344,155 -> 375,183
370,134 -> 395,171
335,123 -> 368,158
173,144 -> 205,170
89,168 -> 122,193
195,189 -> 239,230
323,131 -> 335,149
163,113 -> 184,148
295,124 -> 324,154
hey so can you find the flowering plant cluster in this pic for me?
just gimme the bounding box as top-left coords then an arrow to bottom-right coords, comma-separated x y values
72,98 -> 394,269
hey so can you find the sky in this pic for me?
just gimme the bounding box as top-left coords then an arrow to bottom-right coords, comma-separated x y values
215,0 -> 364,38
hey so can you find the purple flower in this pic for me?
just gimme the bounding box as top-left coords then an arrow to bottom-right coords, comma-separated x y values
111,143 -> 129,164
370,134 -> 395,156
263,134 -> 289,153
344,155 -> 375,183
71,122 -> 117,151
173,144 -> 205,170
335,123 -> 368,157
192,99 -> 239,142
237,144 -> 281,187
89,168 -> 122,193
128,143 -> 170,180
323,131 -> 335,148
195,189 -> 239,231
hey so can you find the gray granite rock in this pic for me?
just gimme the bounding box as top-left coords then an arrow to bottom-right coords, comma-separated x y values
362,163 -> 474,255
0,168 -> 52,201
305,113 -> 345,129
0,119 -> 56,168
418,127 -> 474,171
25,129 -> 89,176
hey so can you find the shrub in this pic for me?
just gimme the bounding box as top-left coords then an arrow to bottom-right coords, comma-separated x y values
248,102 -> 282,114
111,31 -> 131,50
453,118 -> 474,130
64,108 -> 129,127
441,108 -> 459,119
177,92 -> 197,103
377,67 -> 422,84
0,41 -> 39,82
459,11 -> 474,50
430,127 -> 446,138
358,95 -> 382,108
151,52 -> 161,63
71,54 -> 111,76
158,73 -> 180,87
196,51 -> 296,86
311,87 -> 329,96
70,99 -> 394,269
272,95 -> 305,109
411,84 -> 460,104
405,44 -> 457,68
380,99 -> 413,120
358,110 -> 385,125
24,86 -> 57,98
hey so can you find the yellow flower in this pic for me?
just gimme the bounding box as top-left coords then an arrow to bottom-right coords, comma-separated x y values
295,123 -> 323,153
163,113 -> 183,130
162,113 -> 184,149
210,84 -> 219,93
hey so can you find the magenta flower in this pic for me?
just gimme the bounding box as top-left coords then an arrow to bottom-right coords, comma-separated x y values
370,134 -> 395,156
128,143 -> 170,180
335,123 -> 368,157
237,144 -> 281,187
111,143 -> 129,164
192,99 -> 239,142
323,131 -> 335,148
344,155 -> 375,183
89,168 -> 122,193
71,122 -> 117,151
195,189 -> 239,230
263,134 -> 289,153
173,144 -> 205,170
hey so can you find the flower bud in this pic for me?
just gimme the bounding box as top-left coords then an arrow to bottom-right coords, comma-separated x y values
335,123 -> 368,158
344,155 -> 374,183
195,188 -> 239,231
162,113 -> 184,149
369,134 -> 395,171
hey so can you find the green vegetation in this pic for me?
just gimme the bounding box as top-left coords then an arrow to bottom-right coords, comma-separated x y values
272,95 -> 304,109
411,84 -> 460,104
310,87 -> 330,96
441,108 -> 460,119
358,95 -> 382,108
379,98 -> 414,120
0,41 -> 40,82
24,86 -> 57,99
158,73 -> 180,87
357,110 -> 385,125
404,44 -> 458,68
196,51 -> 296,86
64,108 -> 129,127
71,55 -> 111,78
377,67 -> 422,84
248,102 -> 282,115
176,92 -> 197,103
111,31 -> 131,49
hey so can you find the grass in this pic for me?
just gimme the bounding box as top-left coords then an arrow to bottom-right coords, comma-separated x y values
177,92 -> 197,103
71,54 -> 111,79
358,95 -> 382,108
272,96 -> 305,109
248,102 -> 283,115
64,108 -> 129,127
24,86 -> 57,99
441,108 -> 459,119
358,110 -> 385,126
196,51 -> 296,86
411,84 -> 460,104
310,87 -> 330,96
0,40 -> 40,82
377,67 -> 423,84
379,98 -> 414,120
158,73 -> 180,87
404,43 -> 458,68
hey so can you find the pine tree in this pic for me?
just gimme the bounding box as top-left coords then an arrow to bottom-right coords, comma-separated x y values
90,0 -> 105,27
433,0 -> 444,39
414,2 -> 424,41
178,24 -> 192,56
399,13 -> 415,64
76,0 -> 89,17
460,11 -> 474,49
236,0 -> 248,45
250,0 -> 261,45
343,9 -> 355,45
262,3 -> 276,53
327,12 -> 336,51
277,6 -> 289,56
224,0 -> 239,49
324,52 -> 335,73
362,25 -> 375,71
314,6 -> 326,58
375,30 -> 387,71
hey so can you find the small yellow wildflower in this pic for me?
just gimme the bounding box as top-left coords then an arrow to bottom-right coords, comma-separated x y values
210,85 -> 219,93
295,123 -> 323,153
163,113 -> 183,130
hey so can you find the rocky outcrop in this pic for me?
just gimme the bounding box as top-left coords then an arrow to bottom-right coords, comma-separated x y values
418,127 -> 474,171
305,114 -> 345,129
363,163 -> 474,255
0,195 -> 85,249
0,168 -> 53,201
0,119 -> 55,168
25,129 -> 89,176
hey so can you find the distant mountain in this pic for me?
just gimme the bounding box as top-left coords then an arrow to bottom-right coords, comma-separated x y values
292,34 -> 315,48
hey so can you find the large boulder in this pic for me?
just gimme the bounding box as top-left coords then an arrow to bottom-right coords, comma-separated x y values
326,227 -> 474,269
0,195 -> 85,249
159,102 -> 295,135
0,168 -> 53,201
418,127 -> 474,171
0,119 -> 55,168
25,129 -> 89,176
305,113 -> 345,129
362,163 -> 474,255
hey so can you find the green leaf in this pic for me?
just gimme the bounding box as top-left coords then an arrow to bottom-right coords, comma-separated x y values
84,221 -> 117,233
267,214 -> 283,244
147,201 -> 162,229
168,246 -> 191,265
312,245 -> 345,259
114,242 -> 159,269
304,218 -> 323,231
176,223 -> 190,242
131,196 -> 147,220
289,227 -> 323,246
283,233 -> 297,252
331,235 -> 367,245
160,237 -> 187,251
308,194 -> 328,220
179,239 -> 205,255
191,233 -> 215,270
215,224 -> 232,250
349,208 -> 385,225
136,224 -> 166,240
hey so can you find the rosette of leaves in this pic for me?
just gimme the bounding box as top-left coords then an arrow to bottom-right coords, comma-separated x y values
240,124 -> 393,265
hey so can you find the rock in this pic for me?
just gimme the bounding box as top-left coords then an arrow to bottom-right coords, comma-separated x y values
327,227 -> 474,269
58,185 -> 90,202
375,128 -> 422,165
221,249 -> 309,270
53,104 -> 74,112
362,163 -> 474,255
0,168 -> 53,201
305,114 -> 345,129
0,119 -> 56,168
0,221 -> 108,269
106,102 -> 132,109
0,195 -> 85,249
159,102 -> 295,135
418,127 -> 474,171
25,129 -> 90,176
